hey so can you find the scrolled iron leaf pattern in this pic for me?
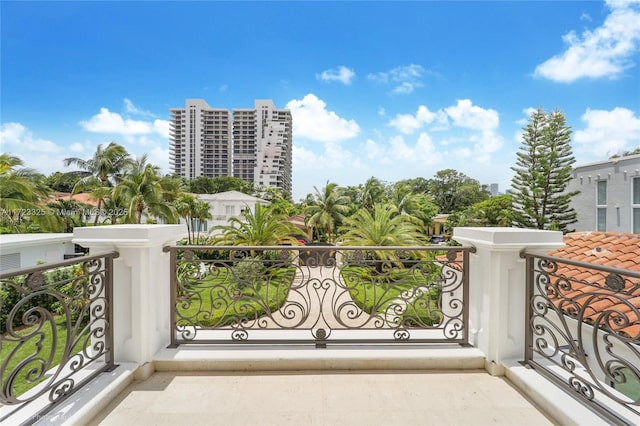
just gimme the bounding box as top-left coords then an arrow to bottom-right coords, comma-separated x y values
605,273 -> 625,292
170,246 -> 470,344
0,254 -> 114,409
526,253 -> 640,419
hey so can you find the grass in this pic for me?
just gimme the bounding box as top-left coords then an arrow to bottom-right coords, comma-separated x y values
176,264 -> 296,327
341,265 -> 442,326
613,367 -> 640,401
0,315 -> 85,398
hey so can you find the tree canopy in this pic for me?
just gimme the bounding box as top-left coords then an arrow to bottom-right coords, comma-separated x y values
426,169 -> 490,214
511,108 -> 578,232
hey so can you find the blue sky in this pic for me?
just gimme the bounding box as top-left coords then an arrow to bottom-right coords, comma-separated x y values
1,1 -> 639,201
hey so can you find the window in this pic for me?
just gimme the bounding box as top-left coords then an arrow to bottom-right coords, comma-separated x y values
0,252 -> 21,272
597,180 -> 607,205
596,180 -> 607,231
633,177 -> 640,234
597,208 -> 607,232
225,205 -> 236,216
192,219 -> 208,233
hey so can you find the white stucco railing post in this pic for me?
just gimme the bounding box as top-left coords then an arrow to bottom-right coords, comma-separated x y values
73,225 -> 187,366
453,227 -> 564,375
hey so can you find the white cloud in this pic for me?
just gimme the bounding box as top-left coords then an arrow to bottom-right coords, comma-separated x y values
286,94 -> 360,142
470,131 -> 505,162
445,99 -> 499,131
387,133 -> 440,165
317,66 -> 356,85
80,108 -> 153,135
534,0 -> 640,82
153,119 -> 170,137
390,100 -> 498,135
123,98 -> 155,117
368,64 -> 425,94
516,107 -> 539,125
363,139 -> 384,160
1,122 -> 62,154
69,142 -> 85,153
574,107 -> 640,157
389,105 -> 446,134
0,122 -> 67,174
442,100 -> 503,160
392,82 -> 416,95
148,146 -> 170,173
80,108 -> 169,137
76,104 -> 172,175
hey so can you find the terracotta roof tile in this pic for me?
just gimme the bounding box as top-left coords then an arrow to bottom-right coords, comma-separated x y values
546,231 -> 640,337
621,324 -> 640,339
44,192 -> 100,207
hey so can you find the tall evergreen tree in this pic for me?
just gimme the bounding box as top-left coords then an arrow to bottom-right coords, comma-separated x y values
511,108 -> 578,232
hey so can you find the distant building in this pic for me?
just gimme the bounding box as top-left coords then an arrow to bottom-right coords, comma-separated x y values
169,99 -> 232,179
169,99 -> 292,193
194,190 -> 270,234
489,183 -> 499,197
566,154 -> 640,233
0,234 -> 81,272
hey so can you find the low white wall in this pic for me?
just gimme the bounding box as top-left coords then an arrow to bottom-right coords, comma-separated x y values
0,233 -> 77,272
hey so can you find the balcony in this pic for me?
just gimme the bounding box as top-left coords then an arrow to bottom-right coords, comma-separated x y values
1,226 -> 638,425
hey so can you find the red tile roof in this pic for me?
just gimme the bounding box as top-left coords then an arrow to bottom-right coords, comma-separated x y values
547,232 -> 640,339
44,192 -> 100,207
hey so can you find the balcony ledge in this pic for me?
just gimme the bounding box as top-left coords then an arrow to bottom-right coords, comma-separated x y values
39,350 -> 619,426
152,344 -> 486,372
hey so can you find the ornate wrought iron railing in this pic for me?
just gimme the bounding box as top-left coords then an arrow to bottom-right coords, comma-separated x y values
523,253 -> 640,425
0,252 -> 118,425
166,245 -> 472,347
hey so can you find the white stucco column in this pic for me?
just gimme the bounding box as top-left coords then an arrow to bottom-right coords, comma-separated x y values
453,227 -> 564,375
73,225 -> 186,365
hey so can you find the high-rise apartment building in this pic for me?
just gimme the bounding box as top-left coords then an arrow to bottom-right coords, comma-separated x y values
169,99 -> 231,179
169,99 -> 292,193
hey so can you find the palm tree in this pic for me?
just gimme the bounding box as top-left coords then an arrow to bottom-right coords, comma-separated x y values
46,198 -> 88,232
192,200 -> 213,243
359,177 -> 386,211
211,203 -> 300,246
305,181 -> 350,243
114,155 -> 177,224
174,194 -> 197,243
174,194 -> 212,244
64,142 -> 131,224
340,203 -> 426,267
388,184 -> 419,216
0,153 -> 59,232
386,184 -> 436,234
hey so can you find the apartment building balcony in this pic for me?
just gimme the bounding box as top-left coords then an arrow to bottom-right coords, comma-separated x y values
1,226 -> 638,425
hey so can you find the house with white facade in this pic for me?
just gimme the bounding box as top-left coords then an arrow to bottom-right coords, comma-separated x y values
0,233 -> 83,272
194,190 -> 269,234
566,154 -> 640,233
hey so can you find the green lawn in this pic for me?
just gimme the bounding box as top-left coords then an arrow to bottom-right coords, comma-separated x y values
0,316 -> 84,398
341,265 -> 442,326
613,367 -> 640,401
176,265 -> 296,327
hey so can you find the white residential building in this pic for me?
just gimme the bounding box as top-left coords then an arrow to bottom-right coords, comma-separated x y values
194,190 -> 269,234
169,99 -> 292,193
0,234 -> 82,272
169,99 -> 232,179
566,154 -> 640,233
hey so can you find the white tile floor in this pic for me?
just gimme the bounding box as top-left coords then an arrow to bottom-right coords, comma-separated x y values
89,370 -> 555,425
